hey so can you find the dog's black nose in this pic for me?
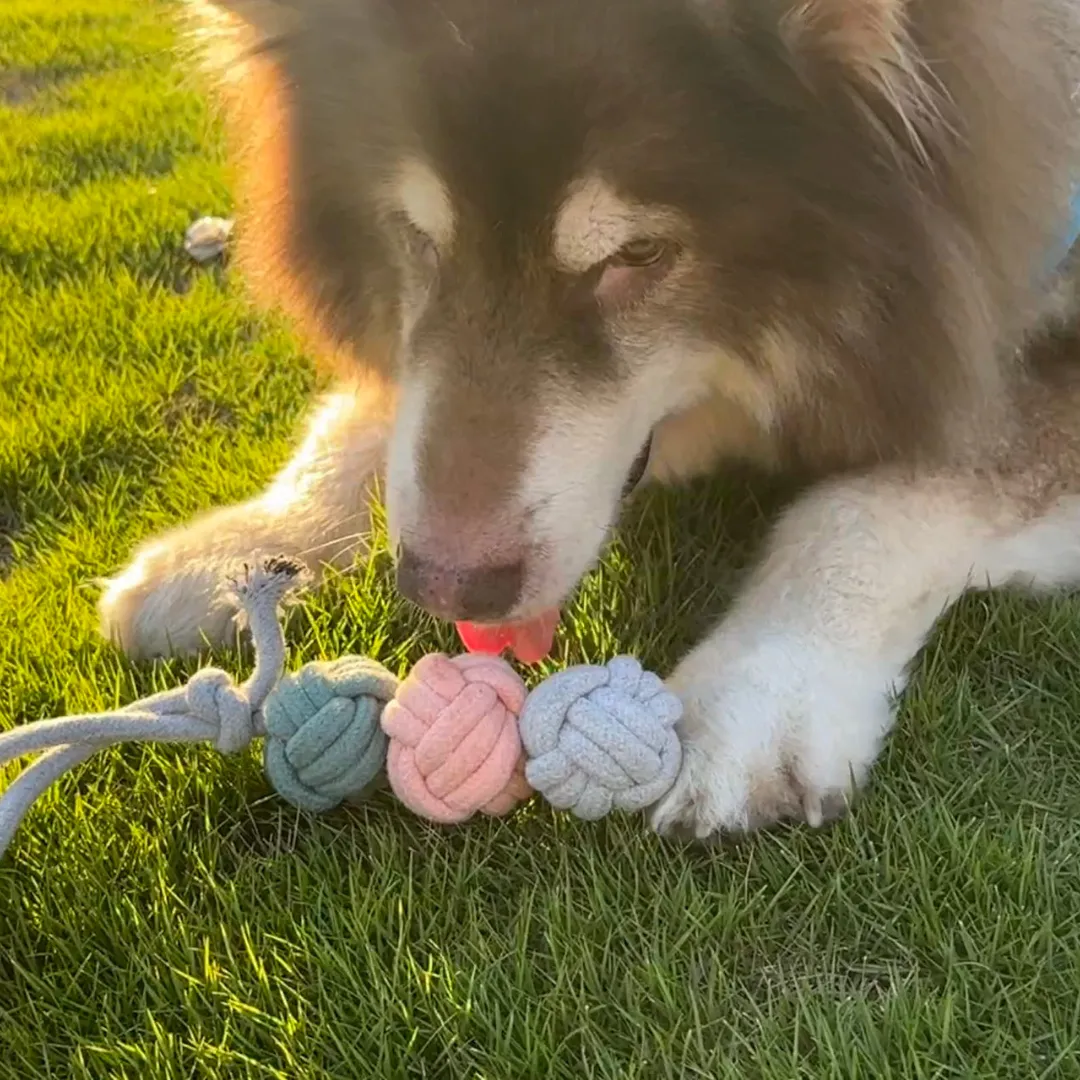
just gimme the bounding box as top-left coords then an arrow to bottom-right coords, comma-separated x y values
396,546 -> 525,622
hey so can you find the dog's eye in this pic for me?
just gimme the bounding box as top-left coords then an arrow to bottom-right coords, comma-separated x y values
595,240 -> 676,308
611,238 -> 667,268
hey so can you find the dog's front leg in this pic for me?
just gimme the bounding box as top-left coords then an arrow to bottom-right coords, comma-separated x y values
651,466 -> 1080,838
98,380 -> 392,658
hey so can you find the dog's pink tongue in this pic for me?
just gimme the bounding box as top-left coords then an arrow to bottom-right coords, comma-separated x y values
456,609 -> 560,664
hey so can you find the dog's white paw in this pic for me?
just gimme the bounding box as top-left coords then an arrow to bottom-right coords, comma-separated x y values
651,632 -> 898,839
93,511 -> 274,656
98,537 -> 246,659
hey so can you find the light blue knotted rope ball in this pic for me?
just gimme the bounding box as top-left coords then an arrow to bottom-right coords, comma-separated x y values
262,655 -> 400,813
519,656 -> 683,821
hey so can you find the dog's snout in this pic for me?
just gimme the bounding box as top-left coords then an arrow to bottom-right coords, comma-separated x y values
396,545 -> 525,622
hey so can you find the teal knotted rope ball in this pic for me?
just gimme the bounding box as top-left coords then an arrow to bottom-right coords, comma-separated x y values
262,655 -> 400,813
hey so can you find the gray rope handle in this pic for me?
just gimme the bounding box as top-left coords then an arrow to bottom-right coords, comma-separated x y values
0,557 -> 305,860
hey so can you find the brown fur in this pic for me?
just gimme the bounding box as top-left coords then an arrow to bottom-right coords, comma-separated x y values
188,0 -> 1080,499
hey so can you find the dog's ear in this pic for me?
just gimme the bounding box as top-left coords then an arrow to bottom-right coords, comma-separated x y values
779,0 -> 945,170
692,0 -> 944,167
778,0 -> 909,84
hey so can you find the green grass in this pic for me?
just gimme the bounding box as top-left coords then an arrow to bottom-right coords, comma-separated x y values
2,2 -> 1080,1076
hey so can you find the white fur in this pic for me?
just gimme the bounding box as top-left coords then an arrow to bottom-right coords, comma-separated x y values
652,474 -> 1080,837
513,340 -> 725,612
391,158 -> 455,248
383,368 -> 431,551
552,175 -> 681,272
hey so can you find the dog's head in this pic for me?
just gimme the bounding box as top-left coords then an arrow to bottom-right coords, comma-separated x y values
192,0 -> 1046,625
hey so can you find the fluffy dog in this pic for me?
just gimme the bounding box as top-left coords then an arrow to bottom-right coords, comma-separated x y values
100,0 -> 1080,838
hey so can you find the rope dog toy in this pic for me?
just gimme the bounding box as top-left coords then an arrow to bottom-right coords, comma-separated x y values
262,654 -> 398,813
0,557 -> 682,858
382,653 -> 532,824
519,657 -> 683,821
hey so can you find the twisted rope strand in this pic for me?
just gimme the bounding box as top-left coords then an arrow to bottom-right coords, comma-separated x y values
0,557 -> 302,859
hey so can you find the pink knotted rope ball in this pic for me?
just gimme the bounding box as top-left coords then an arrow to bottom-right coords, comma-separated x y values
381,653 -> 532,824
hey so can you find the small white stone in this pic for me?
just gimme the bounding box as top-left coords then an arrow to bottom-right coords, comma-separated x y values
184,216 -> 234,263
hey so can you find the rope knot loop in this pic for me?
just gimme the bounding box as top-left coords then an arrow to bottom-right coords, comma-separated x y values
185,667 -> 255,754
381,654 -> 531,824
520,656 -> 683,820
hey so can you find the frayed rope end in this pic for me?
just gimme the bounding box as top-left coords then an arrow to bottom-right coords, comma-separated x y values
221,556 -> 311,625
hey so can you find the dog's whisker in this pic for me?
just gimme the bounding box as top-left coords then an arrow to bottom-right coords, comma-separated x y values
290,530 -> 371,563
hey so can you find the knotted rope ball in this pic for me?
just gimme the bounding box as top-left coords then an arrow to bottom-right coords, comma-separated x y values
263,655 -> 399,813
381,653 -> 532,824
519,656 -> 683,821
